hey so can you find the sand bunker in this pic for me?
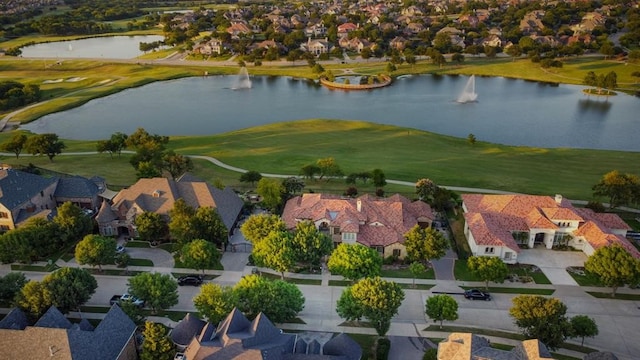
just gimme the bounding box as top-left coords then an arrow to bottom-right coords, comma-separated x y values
43,79 -> 64,84
66,77 -> 86,82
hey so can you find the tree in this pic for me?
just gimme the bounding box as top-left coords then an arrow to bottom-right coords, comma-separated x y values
191,207 -> 228,248
75,234 -> 117,271
509,295 -> 572,350
603,71 -> 617,90
234,275 -> 304,323
570,315 -> 598,346
240,170 -> 263,185
240,214 -> 286,244
316,157 -> 343,181
252,230 -> 296,279
128,273 -> 179,313
425,294 -> 459,329
256,178 -> 285,210
404,225 -> 448,264
193,283 -> 238,324
136,161 -> 162,179
408,262 -> 426,288
599,41 -> 615,59
282,177 -> 305,196
135,211 -> 168,243
505,44 -> 521,61
53,201 -> 92,246
119,300 -> 146,326
592,170 -> 640,209
0,133 -> 27,159
291,220 -> 333,269
169,198 -> 196,243
140,321 -> 175,360
584,244 -> 640,297
336,277 -> 404,336
45,267 -> 98,314
327,243 -> 382,281
371,168 -> 386,188
467,256 -> 509,290
181,239 -> 221,274
584,71 -> 598,88
0,272 -> 28,304
162,150 -> 193,179
24,133 -> 65,162
109,132 -> 128,158
16,280 -> 52,319
300,163 -> 321,179
416,178 -> 438,201
467,133 -> 476,145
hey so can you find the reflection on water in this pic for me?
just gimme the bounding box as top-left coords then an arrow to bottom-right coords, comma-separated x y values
21,75 -> 640,151
577,98 -> 613,115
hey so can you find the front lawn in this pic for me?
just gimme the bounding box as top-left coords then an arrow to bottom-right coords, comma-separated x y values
258,272 -> 322,285
125,241 -> 151,248
129,258 -> 154,267
380,267 -> 435,279
460,286 -> 555,295
587,291 -> 640,300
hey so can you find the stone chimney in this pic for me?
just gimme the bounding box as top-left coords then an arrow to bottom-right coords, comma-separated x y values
357,199 -> 362,212
555,194 -> 563,205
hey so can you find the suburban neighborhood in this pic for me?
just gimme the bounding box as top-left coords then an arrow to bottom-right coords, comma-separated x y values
0,0 -> 640,359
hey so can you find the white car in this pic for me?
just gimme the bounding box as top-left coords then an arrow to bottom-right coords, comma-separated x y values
116,245 -> 126,254
120,293 -> 144,307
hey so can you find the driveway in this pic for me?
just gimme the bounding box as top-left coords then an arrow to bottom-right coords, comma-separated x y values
388,336 -> 427,360
516,249 -> 587,286
124,247 -> 175,269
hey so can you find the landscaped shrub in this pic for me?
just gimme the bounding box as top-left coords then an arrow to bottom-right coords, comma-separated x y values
423,348 -> 437,360
375,337 -> 391,360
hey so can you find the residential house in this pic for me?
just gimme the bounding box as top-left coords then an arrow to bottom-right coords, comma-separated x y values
0,169 -> 104,231
301,37 -> 332,55
304,20 -> 326,37
457,14 -> 480,28
404,22 -> 426,36
179,308 -> 362,360
337,22 -> 358,37
338,36 -> 372,53
437,332 -> 553,360
282,193 -> 434,259
226,21 -> 252,39
193,38 -> 225,56
390,36 -> 408,51
95,175 -> 243,239
571,12 -> 606,33
0,305 -> 137,360
461,194 -> 638,264
520,10 -> 545,35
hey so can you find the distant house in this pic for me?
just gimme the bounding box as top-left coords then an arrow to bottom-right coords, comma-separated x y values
95,174 -> 243,239
179,308 -> 362,360
337,22 -> 358,37
438,332 -> 553,360
301,37 -> 332,55
390,36 -> 408,51
226,22 -> 252,39
461,194 -> 638,264
0,169 -> 105,231
194,39 -> 226,55
282,193 -> 434,259
520,10 -> 545,35
0,305 -> 137,360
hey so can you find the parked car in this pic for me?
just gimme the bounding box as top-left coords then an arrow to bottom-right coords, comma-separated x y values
464,289 -> 491,301
116,245 -> 126,254
121,293 -> 145,307
177,274 -> 204,286
174,353 -> 185,360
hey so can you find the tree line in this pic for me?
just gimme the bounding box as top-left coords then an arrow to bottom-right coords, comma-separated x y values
0,81 -> 41,111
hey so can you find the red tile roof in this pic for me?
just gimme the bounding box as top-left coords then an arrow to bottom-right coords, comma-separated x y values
282,193 -> 433,247
462,194 -> 638,258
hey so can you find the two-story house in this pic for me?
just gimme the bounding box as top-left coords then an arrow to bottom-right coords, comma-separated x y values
282,193 -> 434,259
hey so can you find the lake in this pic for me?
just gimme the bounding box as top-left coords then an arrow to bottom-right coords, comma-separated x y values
21,74 -> 640,151
20,35 -> 166,59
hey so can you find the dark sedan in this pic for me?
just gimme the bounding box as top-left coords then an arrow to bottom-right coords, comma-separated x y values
464,289 -> 491,301
177,275 -> 204,286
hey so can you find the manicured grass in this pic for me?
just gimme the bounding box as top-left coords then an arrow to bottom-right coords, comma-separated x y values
125,241 -> 151,248
173,254 -> 223,271
129,258 -> 154,267
329,280 -> 353,287
380,267 -> 435,279
587,291 -> 640,300
142,309 -> 192,322
491,343 -> 514,351
453,260 -> 483,281
508,264 -> 552,285
398,283 -> 435,290
61,252 -> 75,262
258,272 -> 322,285
347,333 -> 378,360
79,306 -> 110,313
340,320 -> 374,328
460,286 -> 555,295
3,119 -> 639,202
567,272 -> 604,287
10,264 -> 58,272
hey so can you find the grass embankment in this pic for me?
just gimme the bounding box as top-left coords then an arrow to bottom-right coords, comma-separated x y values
1,120 -> 640,200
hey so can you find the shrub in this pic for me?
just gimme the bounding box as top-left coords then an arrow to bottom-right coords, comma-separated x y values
376,188 -> 385,197
345,187 -> 358,197
423,348 -> 437,360
375,338 -> 391,360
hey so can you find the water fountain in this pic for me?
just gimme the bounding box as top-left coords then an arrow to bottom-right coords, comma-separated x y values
457,75 -> 477,103
232,67 -> 252,90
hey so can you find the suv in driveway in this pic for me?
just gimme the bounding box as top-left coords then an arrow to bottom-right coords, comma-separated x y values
464,289 -> 491,301
177,274 -> 203,286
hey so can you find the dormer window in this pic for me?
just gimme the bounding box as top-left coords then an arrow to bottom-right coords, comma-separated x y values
152,190 -> 162,198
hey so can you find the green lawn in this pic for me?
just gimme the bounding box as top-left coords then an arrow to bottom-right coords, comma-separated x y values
587,291 -> 640,300
129,258 -> 154,266
567,272 -> 604,287
329,280 -> 353,287
380,267 -> 435,279
460,286 -> 555,295
258,272 -> 322,285
125,241 -> 151,248
3,120 -> 639,201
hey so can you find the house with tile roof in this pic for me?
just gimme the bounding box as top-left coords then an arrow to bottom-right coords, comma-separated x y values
0,169 -> 105,231
461,194 -> 638,264
180,307 -> 362,360
437,332 -> 553,360
0,305 -> 137,360
282,193 -> 434,259
95,175 -> 243,240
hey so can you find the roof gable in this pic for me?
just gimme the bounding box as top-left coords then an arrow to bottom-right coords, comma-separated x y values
0,169 -> 58,211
